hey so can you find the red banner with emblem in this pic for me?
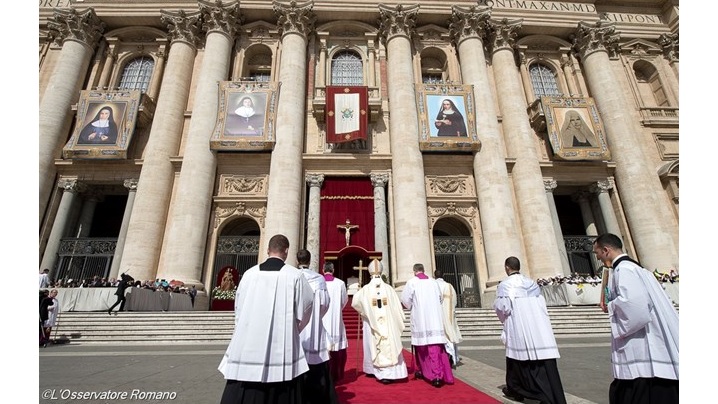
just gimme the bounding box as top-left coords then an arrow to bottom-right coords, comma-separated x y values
326,86 -> 368,143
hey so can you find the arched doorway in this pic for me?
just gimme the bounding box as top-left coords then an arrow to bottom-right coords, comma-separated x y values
213,217 -> 260,282
432,217 -> 480,308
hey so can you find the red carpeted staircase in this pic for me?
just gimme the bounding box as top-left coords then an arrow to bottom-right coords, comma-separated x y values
343,296 -> 362,339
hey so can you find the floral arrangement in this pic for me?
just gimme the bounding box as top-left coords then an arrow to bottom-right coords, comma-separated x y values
212,286 -> 236,300
536,273 -> 602,286
653,269 -> 679,283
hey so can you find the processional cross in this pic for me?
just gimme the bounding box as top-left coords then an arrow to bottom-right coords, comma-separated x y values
337,218 -> 359,247
353,259 -> 369,287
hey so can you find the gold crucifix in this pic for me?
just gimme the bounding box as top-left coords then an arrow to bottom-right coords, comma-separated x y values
353,259 -> 369,287
337,218 -> 359,247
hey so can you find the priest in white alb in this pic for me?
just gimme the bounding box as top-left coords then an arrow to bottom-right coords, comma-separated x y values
321,261 -> 349,383
351,259 -> 408,384
218,234 -> 315,404
493,256 -> 567,404
401,263 -> 454,388
434,269 -> 463,367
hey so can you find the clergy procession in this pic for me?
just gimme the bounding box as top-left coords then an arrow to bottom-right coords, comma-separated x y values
216,233 -> 678,404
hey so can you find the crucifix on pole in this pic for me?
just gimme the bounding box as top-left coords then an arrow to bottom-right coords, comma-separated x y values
352,258 -> 369,375
337,219 -> 359,247
353,259 -> 368,287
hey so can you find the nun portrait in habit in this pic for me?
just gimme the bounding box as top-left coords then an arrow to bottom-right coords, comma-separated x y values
559,109 -> 598,148
78,105 -> 119,145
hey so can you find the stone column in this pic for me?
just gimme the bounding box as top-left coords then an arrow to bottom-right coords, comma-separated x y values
543,180 -> 571,276
263,1 -> 316,261
148,46 -> 168,100
449,6 -> 523,285
658,33 -> 679,81
573,191 -> 598,236
97,41 -> 116,90
560,54 -> 579,96
378,4 -> 433,283
118,9 -> 202,282
489,18 -> 563,280
40,9 -> 104,222
516,49 -> 534,103
317,37 -> 327,88
40,179 -> 87,274
574,22 -> 678,270
305,174 -> 324,271
109,179 -> 138,280
367,41 -> 376,87
591,180 -> 621,238
159,1 -> 241,285
77,192 -> 101,237
370,172 -> 390,279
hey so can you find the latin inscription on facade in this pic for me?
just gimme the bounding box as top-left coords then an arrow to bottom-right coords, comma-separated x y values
600,13 -> 661,24
40,0 -> 71,7
483,0 -> 596,13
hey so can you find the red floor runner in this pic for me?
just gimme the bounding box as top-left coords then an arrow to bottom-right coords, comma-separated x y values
335,340 -> 500,404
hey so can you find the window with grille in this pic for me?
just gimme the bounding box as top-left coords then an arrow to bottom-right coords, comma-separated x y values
118,56 -> 154,93
422,73 -> 443,84
529,63 -> 560,97
331,51 -> 363,85
249,71 -> 271,82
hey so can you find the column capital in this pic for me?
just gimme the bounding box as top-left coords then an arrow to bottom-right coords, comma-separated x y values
658,32 -> 679,62
47,8 -> 105,49
161,9 -> 203,49
543,179 -> 557,192
305,173 -> 325,187
591,179 -> 613,194
199,0 -> 243,39
488,18 -> 522,54
378,4 -> 419,45
124,178 -> 139,191
57,178 -> 87,194
273,1 -> 316,40
449,5 -> 491,46
572,21 -> 620,60
370,172 -> 390,188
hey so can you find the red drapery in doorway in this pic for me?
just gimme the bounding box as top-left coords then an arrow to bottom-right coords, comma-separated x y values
319,178 -> 375,263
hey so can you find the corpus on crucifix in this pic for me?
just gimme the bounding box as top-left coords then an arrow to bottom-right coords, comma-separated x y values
337,218 -> 359,247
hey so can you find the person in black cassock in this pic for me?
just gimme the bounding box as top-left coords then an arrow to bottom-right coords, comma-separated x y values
108,273 -> 134,315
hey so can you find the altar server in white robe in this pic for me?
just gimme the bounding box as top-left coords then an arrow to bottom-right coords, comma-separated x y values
593,233 -> 679,404
494,256 -> 567,404
401,263 -> 454,388
296,249 -> 338,404
351,259 -> 408,384
218,234 -> 314,404
434,270 -> 463,367
322,262 -> 349,383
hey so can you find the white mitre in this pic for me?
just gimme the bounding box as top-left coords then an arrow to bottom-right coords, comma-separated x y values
368,259 -> 383,277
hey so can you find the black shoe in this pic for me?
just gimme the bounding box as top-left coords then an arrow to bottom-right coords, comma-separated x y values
502,386 -> 524,401
107,309 -> 112,316
380,378 -> 392,385
431,379 -> 443,388
414,371 -> 423,380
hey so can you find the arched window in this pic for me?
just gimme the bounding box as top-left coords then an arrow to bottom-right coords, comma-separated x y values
633,60 -> 668,106
421,56 -> 445,84
331,51 -> 363,85
118,56 -> 154,93
246,49 -> 272,82
529,63 -> 560,97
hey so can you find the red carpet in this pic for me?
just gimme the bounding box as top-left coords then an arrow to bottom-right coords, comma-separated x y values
334,342 -> 500,403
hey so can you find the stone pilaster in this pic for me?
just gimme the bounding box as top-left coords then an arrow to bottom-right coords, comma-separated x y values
370,172 -> 390,279
118,9 -> 202,282
159,1 -> 241,286
263,1 -> 316,261
573,191 -> 598,236
590,180 -> 621,238
658,33 -> 679,95
542,180 -> 571,276
574,22 -> 678,270
109,179 -> 138,280
305,173 -> 325,271
489,18 -> 564,280
77,191 -> 102,238
378,4 -> 433,284
450,5 -> 523,285
40,8 -> 104,223
40,179 -> 87,275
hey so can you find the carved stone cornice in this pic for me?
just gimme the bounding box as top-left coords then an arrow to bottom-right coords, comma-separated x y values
572,21 -> 619,60
427,202 -> 478,229
591,179 -> 613,194
160,9 -> 203,49
57,178 -> 87,194
370,172 -> 390,188
123,179 -> 139,191
426,175 -> 475,198
488,18 -> 522,54
214,202 -> 266,228
199,0 -> 243,39
47,8 -> 105,49
378,4 -> 419,45
273,1 -> 316,40
305,173 -> 325,188
658,33 -> 678,62
449,5 -> 491,46
220,175 -> 267,196
543,179 -> 557,192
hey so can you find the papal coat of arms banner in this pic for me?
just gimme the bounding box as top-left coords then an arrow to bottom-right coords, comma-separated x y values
326,86 -> 368,144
